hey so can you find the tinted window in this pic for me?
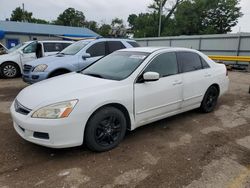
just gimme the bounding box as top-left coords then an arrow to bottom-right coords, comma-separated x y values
23,42 -> 37,53
177,52 -> 202,73
145,52 -> 178,77
107,41 -> 125,54
43,43 -> 60,52
86,42 -> 106,57
127,41 -> 140,47
200,56 -> 210,68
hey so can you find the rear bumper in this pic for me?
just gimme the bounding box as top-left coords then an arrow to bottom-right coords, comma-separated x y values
22,72 -> 48,84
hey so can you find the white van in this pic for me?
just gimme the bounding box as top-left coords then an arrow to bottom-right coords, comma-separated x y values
0,40 -> 73,78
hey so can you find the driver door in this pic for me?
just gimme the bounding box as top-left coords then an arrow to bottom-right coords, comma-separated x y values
20,42 -> 38,65
134,52 -> 183,126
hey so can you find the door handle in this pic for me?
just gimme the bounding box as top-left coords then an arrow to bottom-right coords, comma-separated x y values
173,80 -> 182,86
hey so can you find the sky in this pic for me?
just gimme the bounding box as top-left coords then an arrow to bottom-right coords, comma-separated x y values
0,0 -> 249,33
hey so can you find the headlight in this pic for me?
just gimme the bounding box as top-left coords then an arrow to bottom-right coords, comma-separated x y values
32,100 -> 78,119
33,64 -> 48,72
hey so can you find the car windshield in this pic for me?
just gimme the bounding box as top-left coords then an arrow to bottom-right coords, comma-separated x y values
60,40 -> 91,55
82,51 -> 149,81
7,43 -> 27,53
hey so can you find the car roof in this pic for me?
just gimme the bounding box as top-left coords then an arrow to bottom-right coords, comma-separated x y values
25,40 -> 73,43
119,47 -> 199,53
77,38 -> 136,42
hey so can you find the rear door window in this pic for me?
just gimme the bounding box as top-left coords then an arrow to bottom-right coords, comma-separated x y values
107,41 -> 125,54
127,41 -> 140,47
177,52 -> 203,73
86,42 -> 106,57
144,52 -> 178,77
44,43 -> 65,52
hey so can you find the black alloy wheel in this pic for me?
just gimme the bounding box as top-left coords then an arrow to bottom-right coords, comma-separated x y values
85,106 -> 127,152
200,86 -> 219,113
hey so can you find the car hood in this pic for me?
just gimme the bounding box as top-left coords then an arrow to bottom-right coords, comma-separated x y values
26,54 -> 76,67
16,72 -> 117,109
0,51 -> 18,59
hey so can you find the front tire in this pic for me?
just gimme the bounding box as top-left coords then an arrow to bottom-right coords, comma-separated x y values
0,62 -> 20,78
84,107 -> 127,152
200,86 -> 219,113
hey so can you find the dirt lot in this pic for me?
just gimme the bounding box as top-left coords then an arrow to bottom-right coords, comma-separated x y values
0,71 -> 249,188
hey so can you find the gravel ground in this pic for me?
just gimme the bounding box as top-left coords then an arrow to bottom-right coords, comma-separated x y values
0,71 -> 249,188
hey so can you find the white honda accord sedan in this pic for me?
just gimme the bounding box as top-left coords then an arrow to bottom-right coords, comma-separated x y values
10,47 -> 229,152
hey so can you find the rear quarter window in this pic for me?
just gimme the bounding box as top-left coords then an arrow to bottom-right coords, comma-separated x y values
127,41 -> 140,47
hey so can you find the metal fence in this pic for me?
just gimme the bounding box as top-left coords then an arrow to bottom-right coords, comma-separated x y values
135,33 -> 250,57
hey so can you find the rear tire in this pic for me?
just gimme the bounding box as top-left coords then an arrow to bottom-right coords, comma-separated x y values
0,62 -> 20,78
200,86 -> 219,113
84,106 -> 127,152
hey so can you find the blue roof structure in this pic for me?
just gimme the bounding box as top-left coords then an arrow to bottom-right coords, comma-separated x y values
0,21 -> 99,37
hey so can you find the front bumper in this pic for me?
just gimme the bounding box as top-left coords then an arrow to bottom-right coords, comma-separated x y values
10,103 -> 86,148
22,72 -> 49,84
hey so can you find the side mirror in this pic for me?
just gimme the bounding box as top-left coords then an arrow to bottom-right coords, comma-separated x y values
143,72 -> 160,82
82,53 -> 91,60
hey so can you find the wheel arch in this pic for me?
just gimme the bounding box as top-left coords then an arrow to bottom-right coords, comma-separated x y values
210,83 -> 220,95
86,103 -> 132,131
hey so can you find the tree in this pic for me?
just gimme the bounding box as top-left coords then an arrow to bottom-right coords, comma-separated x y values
85,21 -> 99,33
111,18 -> 125,28
128,13 -> 159,37
148,0 -> 183,35
10,7 -> 49,24
99,24 -> 112,37
201,0 -> 242,33
127,14 -> 137,29
174,0 -> 242,35
10,7 -> 33,22
54,8 -> 85,27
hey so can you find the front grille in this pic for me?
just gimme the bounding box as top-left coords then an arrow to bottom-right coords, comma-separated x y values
14,100 -> 31,115
23,65 -> 32,73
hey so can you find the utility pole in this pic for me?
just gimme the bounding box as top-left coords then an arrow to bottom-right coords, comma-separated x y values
22,3 -> 25,22
158,0 -> 163,37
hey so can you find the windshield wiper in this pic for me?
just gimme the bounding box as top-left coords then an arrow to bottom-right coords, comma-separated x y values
84,73 -> 104,78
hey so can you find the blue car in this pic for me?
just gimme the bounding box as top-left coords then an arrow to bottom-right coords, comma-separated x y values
22,38 -> 139,84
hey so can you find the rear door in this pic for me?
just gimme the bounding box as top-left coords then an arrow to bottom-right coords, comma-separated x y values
107,41 -> 126,54
134,52 -> 183,125
176,51 -> 211,108
20,42 -> 37,65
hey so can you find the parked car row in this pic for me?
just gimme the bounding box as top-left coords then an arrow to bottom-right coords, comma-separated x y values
0,40 -> 73,78
22,38 -> 139,83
